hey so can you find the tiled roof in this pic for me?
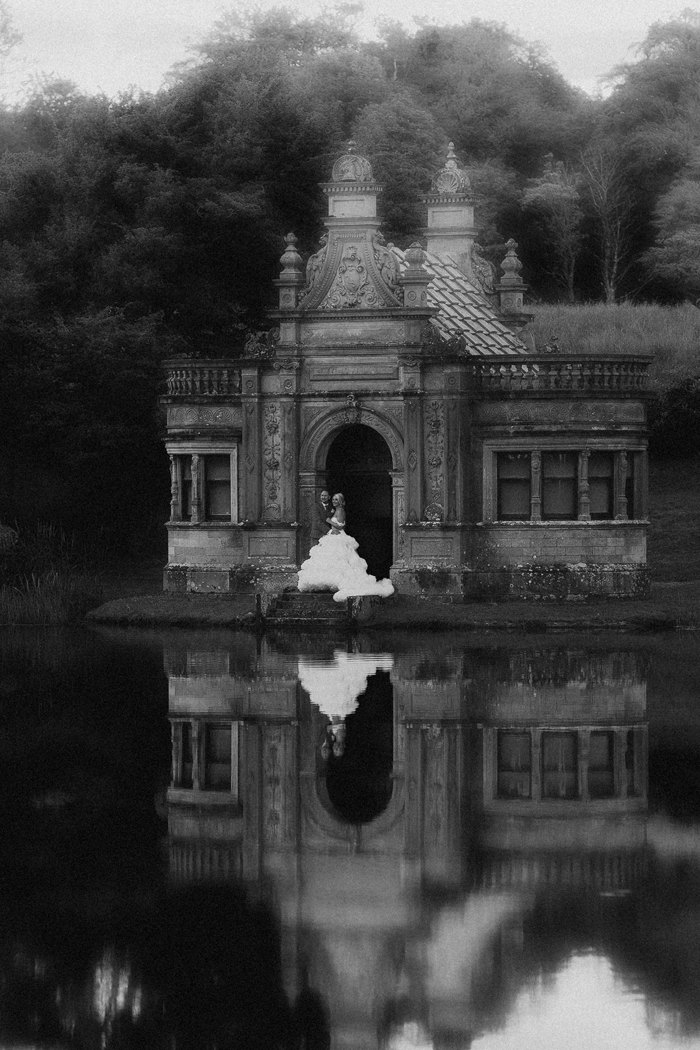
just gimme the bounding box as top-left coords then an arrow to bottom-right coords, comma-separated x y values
393,247 -> 529,356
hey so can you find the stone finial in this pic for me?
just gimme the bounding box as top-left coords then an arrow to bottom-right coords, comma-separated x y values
430,142 -> 471,195
404,242 -> 426,270
400,242 -> 432,310
496,238 -> 530,324
331,140 -> 373,183
280,232 -> 304,277
276,232 -> 305,316
500,238 -> 523,284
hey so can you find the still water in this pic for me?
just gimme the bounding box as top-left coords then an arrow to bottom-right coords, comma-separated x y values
1,626 -> 700,1050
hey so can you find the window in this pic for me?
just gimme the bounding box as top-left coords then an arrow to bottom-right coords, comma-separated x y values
542,732 -> 578,799
181,722 -> 193,789
542,453 -> 577,520
204,455 -> 232,520
169,449 -> 238,523
588,731 -> 615,798
497,453 -> 531,520
205,724 -> 232,791
589,452 -> 614,519
497,731 -> 531,798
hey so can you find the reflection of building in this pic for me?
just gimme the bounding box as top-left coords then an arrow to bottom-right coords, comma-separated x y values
162,143 -> 649,601
165,636 -> 650,1050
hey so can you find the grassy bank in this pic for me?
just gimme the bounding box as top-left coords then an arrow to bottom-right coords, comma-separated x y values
525,303 -> 700,391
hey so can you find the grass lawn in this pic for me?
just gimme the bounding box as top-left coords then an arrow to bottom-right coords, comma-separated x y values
649,456 -> 700,581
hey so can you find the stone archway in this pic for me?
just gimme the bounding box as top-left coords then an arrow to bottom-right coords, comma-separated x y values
326,425 -> 393,579
298,407 -> 405,573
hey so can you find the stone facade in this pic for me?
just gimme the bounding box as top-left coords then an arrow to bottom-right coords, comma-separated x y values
162,144 -> 650,600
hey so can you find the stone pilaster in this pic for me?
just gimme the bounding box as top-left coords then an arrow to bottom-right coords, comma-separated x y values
401,357 -> 423,523
241,366 -> 262,522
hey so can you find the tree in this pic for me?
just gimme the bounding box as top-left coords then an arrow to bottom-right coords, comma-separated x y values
522,156 -> 584,301
350,91 -> 446,243
644,152 -> 700,301
580,144 -> 635,302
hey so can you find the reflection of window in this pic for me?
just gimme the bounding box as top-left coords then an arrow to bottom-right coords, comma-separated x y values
626,729 -> 640,796
205,724 -> 232,791
588,731 -> 615,797
543,453 -> 577,520
589,453 -> 614,519
542,732 -> 578,799
497,453 -> 531,520
497,731 -> 531,798
181,722 -> 193,789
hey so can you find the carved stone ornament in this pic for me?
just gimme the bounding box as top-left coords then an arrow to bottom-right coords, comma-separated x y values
304,234 -> 328,292
244,328 -> 279,360
430,142 -> 471,195
372,232 -> 399,288
471,242 -> 497,295
331,140 -> 373,183
324,243 -> 378,309
342,392 -> 362,424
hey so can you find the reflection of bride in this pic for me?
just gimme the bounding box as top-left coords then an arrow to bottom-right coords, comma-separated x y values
297,493 -> 394,602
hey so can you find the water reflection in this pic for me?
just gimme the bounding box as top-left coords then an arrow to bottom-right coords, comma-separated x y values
2,629 -> 700,1048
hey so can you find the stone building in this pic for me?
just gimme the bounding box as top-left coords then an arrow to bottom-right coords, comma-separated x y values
162,144 -> 651,600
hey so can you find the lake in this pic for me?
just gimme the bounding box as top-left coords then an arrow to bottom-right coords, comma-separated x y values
1,625 -> 700,1050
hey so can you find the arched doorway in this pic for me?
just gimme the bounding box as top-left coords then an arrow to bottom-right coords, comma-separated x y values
325,424 -> 393,579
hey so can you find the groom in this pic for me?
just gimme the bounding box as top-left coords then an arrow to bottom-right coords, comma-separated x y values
312,489 -> 331,544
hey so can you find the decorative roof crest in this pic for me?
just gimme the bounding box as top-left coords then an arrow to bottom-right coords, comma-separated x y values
430,142 -> 471,195
331,140 -> 373,183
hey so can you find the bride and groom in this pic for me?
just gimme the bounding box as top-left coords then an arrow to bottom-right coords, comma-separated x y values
297,490 -> 394,602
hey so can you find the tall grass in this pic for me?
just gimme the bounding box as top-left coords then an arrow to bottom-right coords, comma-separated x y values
525,303 -> 700,391
0,523 -> 103,625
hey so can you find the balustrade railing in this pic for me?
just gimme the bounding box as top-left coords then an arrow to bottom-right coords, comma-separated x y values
471,355 -> 651,394
165,361 -> 242,397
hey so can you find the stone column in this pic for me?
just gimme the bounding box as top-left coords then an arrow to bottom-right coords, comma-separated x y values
169,454 -> 183,521
190,454 -> 201,524
191,720 -> 202,791
530,451 -> 542,521
579,730 -> 590,802
615,451 -> 629,520
171,721 -> 182,786
578,450 -> 591,521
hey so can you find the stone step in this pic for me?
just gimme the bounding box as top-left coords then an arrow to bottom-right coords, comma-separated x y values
265,590 -> 350,628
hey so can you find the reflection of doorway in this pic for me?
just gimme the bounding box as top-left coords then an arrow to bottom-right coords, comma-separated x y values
326,425 -> 392,579
325,671 -> 393,824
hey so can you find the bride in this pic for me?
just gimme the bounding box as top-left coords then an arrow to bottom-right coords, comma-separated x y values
297,493 -> 394,602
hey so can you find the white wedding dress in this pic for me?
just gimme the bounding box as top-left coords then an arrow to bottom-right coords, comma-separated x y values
297,518 -> 394,603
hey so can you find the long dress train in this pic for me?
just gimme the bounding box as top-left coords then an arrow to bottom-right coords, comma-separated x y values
297,520 -> 394,602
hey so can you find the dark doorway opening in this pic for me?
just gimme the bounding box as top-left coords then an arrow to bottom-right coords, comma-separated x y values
325,424 -> 393,579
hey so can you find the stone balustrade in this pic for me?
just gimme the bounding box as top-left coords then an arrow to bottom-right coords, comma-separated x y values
471,355 -> 651,395
165,360 -> 242,397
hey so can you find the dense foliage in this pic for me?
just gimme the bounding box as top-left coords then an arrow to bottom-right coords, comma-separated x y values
1,5 -> 700,551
